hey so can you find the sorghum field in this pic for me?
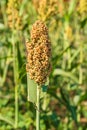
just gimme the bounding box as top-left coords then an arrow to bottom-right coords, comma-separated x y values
0,0 -> 87,130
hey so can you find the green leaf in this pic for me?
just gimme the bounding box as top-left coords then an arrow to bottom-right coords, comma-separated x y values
53,69 -> 78,83
41,78 -> 49,92
60,88 -> 77,122
80,18 -> 87,28
0,114 -> 14,127
69,50 -> 80,64
68,0 -> 77,15
27,73 -> 37,103
42,85 -> 48,92
79,92 -> 87,103
0,23 -> 5,30
68,105 -> 77,122
41,78 -> 49,99
17,42 -> 23,70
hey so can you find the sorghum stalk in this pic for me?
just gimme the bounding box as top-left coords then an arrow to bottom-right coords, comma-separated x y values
26,20 -> 52,130
36,85 -> 40,130
12,32 -> 18,128
7,0 -> 21,128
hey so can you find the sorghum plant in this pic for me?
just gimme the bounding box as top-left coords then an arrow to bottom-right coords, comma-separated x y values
26,20 -> 52,130
6,0 -> 22,128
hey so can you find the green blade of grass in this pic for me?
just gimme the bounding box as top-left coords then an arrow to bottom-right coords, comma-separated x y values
53,69 -> 78,83
27,73 -> 37,104
0,114 -> 14,127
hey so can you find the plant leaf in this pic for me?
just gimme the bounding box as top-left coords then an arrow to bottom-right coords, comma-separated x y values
53,69 -> 78,83
27,73 -> 37,103
0,114 -> 14,127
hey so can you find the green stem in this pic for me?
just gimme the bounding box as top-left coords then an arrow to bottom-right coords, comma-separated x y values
15,85 -> 18,128
36,85 -> 40,130
12,32 -> 18,129
62,21 -> 70,69
79,41 -> 83,85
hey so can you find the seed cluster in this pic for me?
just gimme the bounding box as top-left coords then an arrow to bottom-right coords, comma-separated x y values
26,20 -> 52,85
78,0 -> 87,16
36,0 -> 59,21
6,0 -> 22,30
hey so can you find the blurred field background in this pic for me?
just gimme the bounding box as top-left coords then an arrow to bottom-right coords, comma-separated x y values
0,0 -> 87,129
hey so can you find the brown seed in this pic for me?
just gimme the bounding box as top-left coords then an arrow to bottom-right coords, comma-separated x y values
26,20 -> 52,85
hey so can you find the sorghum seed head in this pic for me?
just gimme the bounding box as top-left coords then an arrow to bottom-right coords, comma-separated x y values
26,20 -> 52,85
6,0 -> 22,30
36,0 -> 59,21
78,0 -> 87,16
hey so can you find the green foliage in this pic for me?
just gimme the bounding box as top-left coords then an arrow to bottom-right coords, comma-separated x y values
0,0 -> 87,129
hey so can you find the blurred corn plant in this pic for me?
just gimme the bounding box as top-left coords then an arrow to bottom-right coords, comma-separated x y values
0,0 -> 87,129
